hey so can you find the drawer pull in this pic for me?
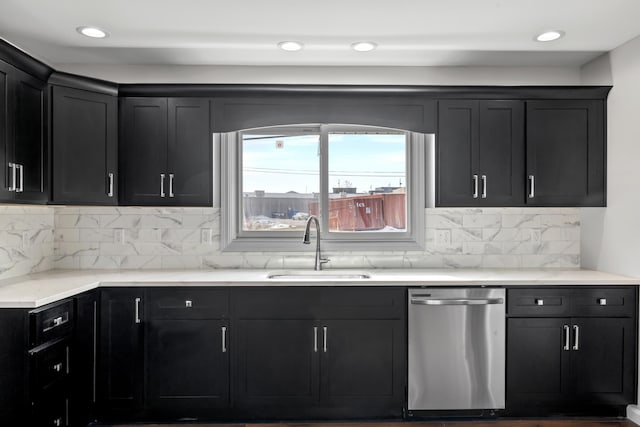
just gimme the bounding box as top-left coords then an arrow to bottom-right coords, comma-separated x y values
185,300 -> 193,308
573,325 -> 580,351
43,313 -> 69,332
53,418 -> 62,427
563,325 -> 570,351
535,298 -> 544,306
598,298 -> 607,306
52,362 -> 63,372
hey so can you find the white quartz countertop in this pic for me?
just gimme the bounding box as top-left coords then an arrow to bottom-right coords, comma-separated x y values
0,268 -> 637,308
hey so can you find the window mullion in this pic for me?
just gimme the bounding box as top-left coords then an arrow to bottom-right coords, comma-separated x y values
319,125 -> 330,237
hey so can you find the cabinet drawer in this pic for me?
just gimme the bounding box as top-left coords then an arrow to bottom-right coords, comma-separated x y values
508,289 -> 571,316
146,288 -> 229,319
32,380 -> 69,427
29,299 -> 74,347
29,339 -> 70,392
572,287 -> 636,317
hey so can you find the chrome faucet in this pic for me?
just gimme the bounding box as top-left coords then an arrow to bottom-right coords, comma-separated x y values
303,215 -> 329,271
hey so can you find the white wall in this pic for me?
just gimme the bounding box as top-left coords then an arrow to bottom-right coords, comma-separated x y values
580,36 -> 640,278
54,64 -> 581,85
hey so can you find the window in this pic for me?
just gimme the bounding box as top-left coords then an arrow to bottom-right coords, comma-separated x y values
220,124 -> 426,252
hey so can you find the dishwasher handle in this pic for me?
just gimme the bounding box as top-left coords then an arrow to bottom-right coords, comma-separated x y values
410,297 -> 504,306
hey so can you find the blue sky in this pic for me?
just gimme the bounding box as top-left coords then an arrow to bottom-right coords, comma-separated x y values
242,133 -> 406,193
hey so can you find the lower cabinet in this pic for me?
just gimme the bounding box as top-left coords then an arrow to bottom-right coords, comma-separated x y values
506,287 -> 637,415
233,288 -> 405,419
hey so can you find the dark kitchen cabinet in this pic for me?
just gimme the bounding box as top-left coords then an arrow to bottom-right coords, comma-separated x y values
0,59 -> 47,204
233,287 -> 405,419
51,85 -> 117,204
72,291 -> 98,426
235,319 -> 320,416
120,97 -> 212,206
526,100 -> 605,206
506,287 -> 637,415
145,288 -> 230,419
437,100 -> 524,206
98,288 -> 144,420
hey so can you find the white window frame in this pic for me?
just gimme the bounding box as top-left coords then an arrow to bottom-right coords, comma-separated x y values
219,124 -> 426,252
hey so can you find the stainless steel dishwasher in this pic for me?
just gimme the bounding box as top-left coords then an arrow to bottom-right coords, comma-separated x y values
408,288 -> 505,411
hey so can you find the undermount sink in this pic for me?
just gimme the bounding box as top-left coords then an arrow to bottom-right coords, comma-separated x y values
267,270 -> 371,280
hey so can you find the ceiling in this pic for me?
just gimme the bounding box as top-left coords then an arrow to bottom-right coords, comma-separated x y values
2,0 -> 640,68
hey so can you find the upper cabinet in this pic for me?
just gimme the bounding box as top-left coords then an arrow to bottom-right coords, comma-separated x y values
119,97 -> 212,206
0,60 -> 47,204
437,100 -> 524,206
526,100 -> 605,207
51,85 -> 118,205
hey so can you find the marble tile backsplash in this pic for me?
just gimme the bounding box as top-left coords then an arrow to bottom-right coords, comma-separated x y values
0,206 -> 55,280
51,207 -> 580,271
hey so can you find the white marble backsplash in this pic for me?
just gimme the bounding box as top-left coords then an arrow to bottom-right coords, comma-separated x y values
0,206 -> 55,280
51,207 -> 580,271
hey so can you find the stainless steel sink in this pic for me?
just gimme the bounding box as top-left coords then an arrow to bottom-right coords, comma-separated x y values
267,270 -> 371,280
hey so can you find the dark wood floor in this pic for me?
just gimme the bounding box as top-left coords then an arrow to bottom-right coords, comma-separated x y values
108,420 -> 638,427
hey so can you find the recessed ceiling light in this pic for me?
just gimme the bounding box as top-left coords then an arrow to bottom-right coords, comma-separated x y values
351,41 -> 377,52
76,26 -> 109,39
278,41 -> 304,52
535,30 -> 564,42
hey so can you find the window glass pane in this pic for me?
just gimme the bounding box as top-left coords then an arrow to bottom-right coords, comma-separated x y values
241,132 -> 320,231
327,132 -> 407,232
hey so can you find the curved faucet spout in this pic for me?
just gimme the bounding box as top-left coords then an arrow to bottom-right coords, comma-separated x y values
303,215 -> 329,271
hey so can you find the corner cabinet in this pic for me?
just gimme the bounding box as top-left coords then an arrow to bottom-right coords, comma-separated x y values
437,100 -> 524,206
0,59 -> 47,204
119,97 -> 212,206
506,287 -> 637,416
526,100 -> 606,206
51,85 -> 118,205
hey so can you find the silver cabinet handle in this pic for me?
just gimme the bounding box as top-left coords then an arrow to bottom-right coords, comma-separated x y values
573,324 -> 580,350
481,175 -> 487,199
598,298 -> 607,306
313,327 -> 318,353
528,174 -> 535,198
135,297 -> 141,324
53,417 -> 62,426
185,300 -> 192,308
8,162 -> 16,191
410,297 -> 504,305
323,326 -> 328,353
53,362 -> 63,372
563,325 -> 570,351
472,174 -> 479,198
535,298 -> 544,306
107,172 -> 114,197
160,173 -> 166,197
92,300 -> 97,403
169,173 -> 174,198
221,326 -> 227,353
16,164 -> 23,192
53,316 -> 64,327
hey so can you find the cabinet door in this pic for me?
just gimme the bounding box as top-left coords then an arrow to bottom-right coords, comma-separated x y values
98,289 -> 144,420
0,61 -> 11,202
506,318 -> 572,412
120,98 -> 168,205
167,98 -> 212,206
52,86 -> 117,205
13,69 -> 47,203
571,317 -> 636,406
146,318 -> 229,417
526,100 -> 605,206
235,319 -> 319,416
436,100 -> 479,206
478,100 -> 524,206
320,319 -> 403,417
72,291 -> 98,426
